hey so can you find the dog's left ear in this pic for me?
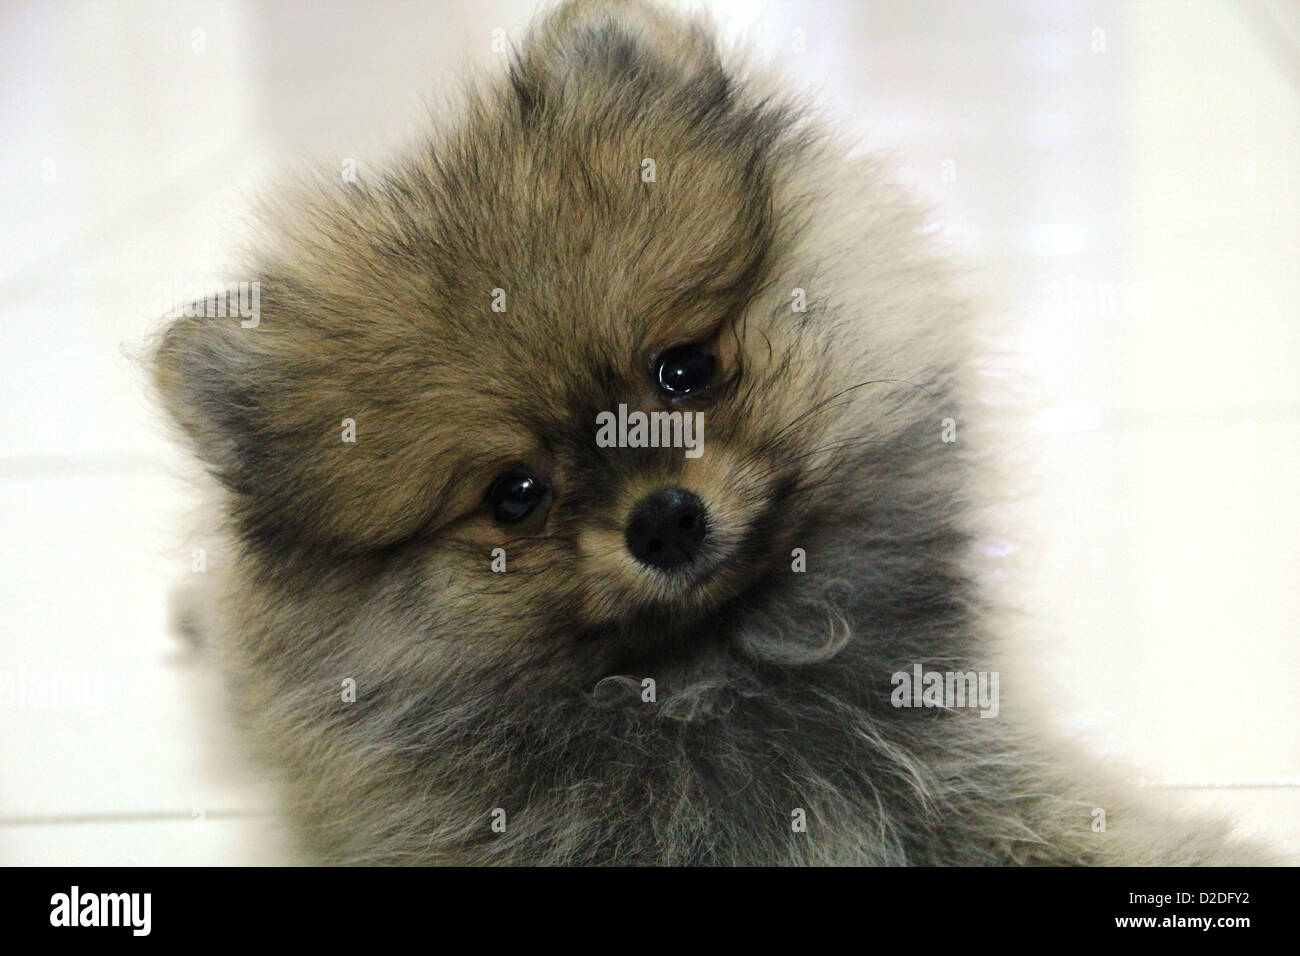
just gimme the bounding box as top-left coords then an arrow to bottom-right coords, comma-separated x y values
510,0 -> 725,121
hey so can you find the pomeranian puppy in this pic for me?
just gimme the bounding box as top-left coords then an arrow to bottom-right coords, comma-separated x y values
154,0 -> 1271,865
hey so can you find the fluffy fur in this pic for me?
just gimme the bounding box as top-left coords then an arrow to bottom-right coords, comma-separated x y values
154,0 -> 1272,865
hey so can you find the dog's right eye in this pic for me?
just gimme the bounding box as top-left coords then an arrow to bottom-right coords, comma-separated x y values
486,470 -> 547,523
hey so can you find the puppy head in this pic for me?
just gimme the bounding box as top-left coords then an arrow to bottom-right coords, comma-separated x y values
155,0 -> 964,684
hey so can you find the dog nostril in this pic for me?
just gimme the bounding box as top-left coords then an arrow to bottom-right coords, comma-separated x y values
625,488 -> 709,571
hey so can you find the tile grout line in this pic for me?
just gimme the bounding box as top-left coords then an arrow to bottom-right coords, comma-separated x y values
0,809 -> 275,827
1138,779 -> 1300,790
0,454 -> 170,479
6,786 -> 1298,827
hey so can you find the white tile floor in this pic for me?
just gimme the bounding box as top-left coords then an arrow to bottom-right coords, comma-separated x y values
2,0 -> 1297,864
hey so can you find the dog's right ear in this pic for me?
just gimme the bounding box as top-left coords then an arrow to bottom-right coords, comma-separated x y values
153,309 -> 270,493
152,284 -> 466,557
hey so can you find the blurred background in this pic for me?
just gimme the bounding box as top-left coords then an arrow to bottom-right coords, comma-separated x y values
1,0 -> 1296,863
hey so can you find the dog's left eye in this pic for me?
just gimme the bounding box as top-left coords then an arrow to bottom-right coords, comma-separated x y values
486,470 -> 547,523
655,345 -> 716,398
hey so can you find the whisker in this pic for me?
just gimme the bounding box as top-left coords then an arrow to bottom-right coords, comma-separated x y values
748,376 -> 940,462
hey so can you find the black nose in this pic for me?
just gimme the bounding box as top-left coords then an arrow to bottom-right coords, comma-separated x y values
625,487 -> 709,570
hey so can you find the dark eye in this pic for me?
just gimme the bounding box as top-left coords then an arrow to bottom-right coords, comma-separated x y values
655,345 -> 716,398
486,470 -> 547,523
